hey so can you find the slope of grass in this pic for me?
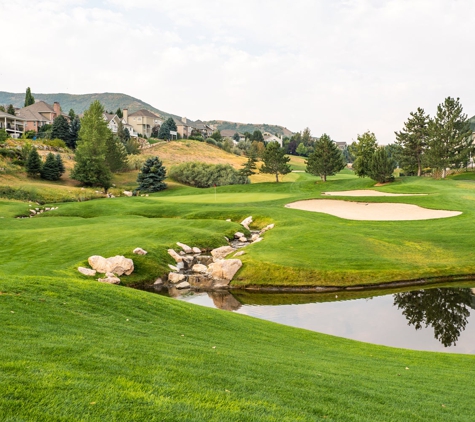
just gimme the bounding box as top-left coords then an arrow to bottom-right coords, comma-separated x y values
1,275 -> 474,421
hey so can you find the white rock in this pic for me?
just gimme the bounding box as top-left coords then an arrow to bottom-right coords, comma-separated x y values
123,191 -> 133,197
154,278 -> 163,285
45,207 -> 50,211
192,264 -> 208,273
168,249 -> 183,263
192,247 -> 202,254
177,262 -> 185,271
176,242 -> 192,253
88,256 -> 109,273
234,232 -> 245,239
78,267 -> 96,276
97,276 -> 120,284
238,237 -> 247,242
226,219 -> 231,222
253,237 -> 263,243
168,264 -> 179,272
30,209 -> 36,215
241,216 -> 253,230
106,256 -> 134,276
251,234 -> 260,241
233,251 -> 245,257
168,273 -> 186,284
211,246 -> 235,260
105,272 -> 116,277
133,247 -> 147,255
176,281 -> 190,290
208,259 -> 242,281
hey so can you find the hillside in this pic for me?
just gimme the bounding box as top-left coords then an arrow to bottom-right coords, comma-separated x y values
0,91 -> 180,119
205,119 -> 294,137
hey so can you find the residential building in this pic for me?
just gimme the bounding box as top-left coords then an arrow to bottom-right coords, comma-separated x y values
221,129 -> 245,143
335,141 -> 347,150
103,113 -> 139,138
263,132 -> 283,146
17,101 -> 65,132
0,111 -> 26,138
174,117 -> 193,139
124,109 -> 163,138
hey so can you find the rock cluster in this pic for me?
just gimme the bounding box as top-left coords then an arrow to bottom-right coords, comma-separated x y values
78,251 -> 138,285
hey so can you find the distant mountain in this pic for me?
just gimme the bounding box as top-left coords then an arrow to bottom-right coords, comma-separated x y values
0,91 -> 180,119
205,120 -> 294,137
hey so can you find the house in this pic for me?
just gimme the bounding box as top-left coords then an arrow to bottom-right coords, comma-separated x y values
124,109 -> 163,138
263,132 -> 283,146
103,113 -> 139,138
174,117 -> 194,139
17,101 -> 65,132
335,141 -> 347,150
221,129 -> 245,143
0,111 -> 26,138
193,120 -> 214,138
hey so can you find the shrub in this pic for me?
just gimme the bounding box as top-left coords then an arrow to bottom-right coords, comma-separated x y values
44,139 -> 67,150
168,162 -> 249,188
205,138 -> 217,146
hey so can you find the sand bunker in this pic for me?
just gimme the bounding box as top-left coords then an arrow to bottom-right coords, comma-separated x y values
286,199 -> 462,221
322,190 -> 426,197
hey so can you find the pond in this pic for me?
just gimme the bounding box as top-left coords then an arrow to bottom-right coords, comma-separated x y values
145,281 -> 475,354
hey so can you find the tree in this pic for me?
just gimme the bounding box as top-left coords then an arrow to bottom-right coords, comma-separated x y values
55,154 -> 65,177
426,97 -> 472,178
350,131 -> 378,177
51,115 -> 70,142
395,107 -> 430,176
210,130 -> 222,142
0,129 -> 8,143
68,109 -> 76,120
296,143 -> 308,156
368,146 -> 396,183
260,141 -> 291,182
116,108 -> 123,118
71,100 -> 112,191
106,134 -> 128,173
251,130 -> 264,143
0,106 -> 5,112
301,127 -> 312,147
24,87 -> 35,107
68,116 -> 80,149
240,154 -> 257,177
158,117 -> 177,140
233,132 -> 240,142
305,134 -> 345,182
26,148 -> 42,177
7,104 -> 15,116
41,152 -> 61,181
136,156 -> 167,192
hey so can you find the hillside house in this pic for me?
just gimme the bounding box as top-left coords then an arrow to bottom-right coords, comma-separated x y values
221,129 -> 245,143
124,109 -> 163,138
0,111 -> 26,138
17,101 -> 65,132
263,132 -> 283,146
103,113 -> 139,138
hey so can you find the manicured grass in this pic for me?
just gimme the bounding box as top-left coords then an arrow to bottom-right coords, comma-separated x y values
1,275 -> 474,421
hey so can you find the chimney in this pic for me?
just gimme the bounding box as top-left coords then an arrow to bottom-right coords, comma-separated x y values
182,116 -> 187,124
53,102 -> 61,117
123,108 -> 128,122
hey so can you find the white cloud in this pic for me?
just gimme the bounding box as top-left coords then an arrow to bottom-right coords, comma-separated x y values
2,0 -> 474,143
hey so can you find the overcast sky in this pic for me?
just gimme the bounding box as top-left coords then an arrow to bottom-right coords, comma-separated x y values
2,0 -> 474,143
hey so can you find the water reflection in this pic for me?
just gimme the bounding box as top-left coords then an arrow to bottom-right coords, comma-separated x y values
393,288 -> 472,347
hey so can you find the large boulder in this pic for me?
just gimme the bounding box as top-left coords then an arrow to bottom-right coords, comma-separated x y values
208,259 -> 242,282
168,249 -> 183,263
107,256 -> 134,276
88,256 -> 109,274
192,264 -> 208,273
78,267 -> 96,276
176,242 -> 192,254
211,246 -> 235,260
168,273 -> 186,284
176,281 -> 191,290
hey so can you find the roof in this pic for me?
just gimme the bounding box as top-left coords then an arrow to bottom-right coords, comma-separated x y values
221,129 -> 243,138
0,111 -> 26,121
103,113 -> 115,123
17,100 -> 56,122
128,109 -> 162,119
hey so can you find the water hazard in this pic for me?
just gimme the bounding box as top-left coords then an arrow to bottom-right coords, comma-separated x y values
146,281 -> 475,354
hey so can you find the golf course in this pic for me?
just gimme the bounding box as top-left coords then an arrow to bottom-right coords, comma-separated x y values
1,144 -> 475,420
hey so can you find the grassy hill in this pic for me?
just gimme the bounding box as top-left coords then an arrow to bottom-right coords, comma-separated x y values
205,119 -> 294,137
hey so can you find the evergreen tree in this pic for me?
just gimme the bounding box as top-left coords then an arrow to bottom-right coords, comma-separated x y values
68,109 -> 76,120
301,127 -> 312,146
116,108 -> 123,118
368,146 -> 396,183
68,116 -> 80,149
0,129 -> 8,143
55,154 -> 65,177
239,154 -> 257,177
260,141 -> 291,182
395,107 -> 430,176
71,101 -> 112,191
24,87 -> 35,107
123,127 -> 131,142
426,97 -> 473,178
26,148 -> 42,177
0,106 -> 5,112
251,130 -> 264,143
106,134 -> 128,173
305,134 -> 345,182
350,131 -> 378,177
41,152 -> 61,181
51,115 -> 70,142
157,118 -> 177,140
136,156 -> 167,192
7,104 -> 15,116
233,132 -> 240,142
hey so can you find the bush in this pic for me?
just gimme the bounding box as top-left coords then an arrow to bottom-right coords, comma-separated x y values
189,135 -> 204,142
44,139 -> 67,150
205,138 -> 217,146
168,162 -> 249,188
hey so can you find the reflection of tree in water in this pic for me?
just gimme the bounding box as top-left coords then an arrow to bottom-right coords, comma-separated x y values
394,288 -> 472,347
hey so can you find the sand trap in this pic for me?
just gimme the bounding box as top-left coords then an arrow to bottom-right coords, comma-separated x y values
322,190 -> 426,197
286,199 -> 462,221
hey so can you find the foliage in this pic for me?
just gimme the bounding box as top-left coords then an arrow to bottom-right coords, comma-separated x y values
251,130 -> 264,143
68,109 -> 76,120
71,100 -> 112,191
305,134 -> 345,182
368,146 -> 396,183
7,104 -> 15,115
233,132 -> 240,142
41,152 -> 62,181
350,131 -> 378,177
25,148 -> 42,177
239,154 -> 257,177
260,141 -> 292,182
116,107 -> 123,118
106,135 -> 128,173
169,162 -> 249,188
68,116 -> 80,149
426,97 -> 473,178
51,115 -> 70,142
22,130 -> 36,140
125,138 -> 140,155
395,107 -> 430,176
206,138 -> 217,146
0,129 -> 8,143
24,87 -> 35,107
158,117 -> 178,140
136,156 -> 167,193
210,130 -> 222,142
296,143 -> 308,156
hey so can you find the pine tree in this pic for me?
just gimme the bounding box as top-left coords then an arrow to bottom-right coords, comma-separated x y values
55,154 -> 65,177
24,87 -> 35,107
116,108 -> 123,118
240,154 -> 257,177
68,109 -> 76,120
260,141 -> 291,182
71,101 -> 112,191
68,116 -> 80,149
368,146 -> 396,183
41,153 -> 60,181
395,108 -> 430,176
0,106 -> 5,112
136,156 -> 167,192
51,115 -> 70,142
350,131 -> 378,177
26,148 -> 42,177
7,104 -> 15,116
426,97 -> 473,178
158,118 -> 177,140
305,134 -> 345,182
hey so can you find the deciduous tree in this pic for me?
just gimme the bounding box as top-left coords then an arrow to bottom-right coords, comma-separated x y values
260,141 -> 291,182
350,131 -> 378,177
305,134 -> 345,182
